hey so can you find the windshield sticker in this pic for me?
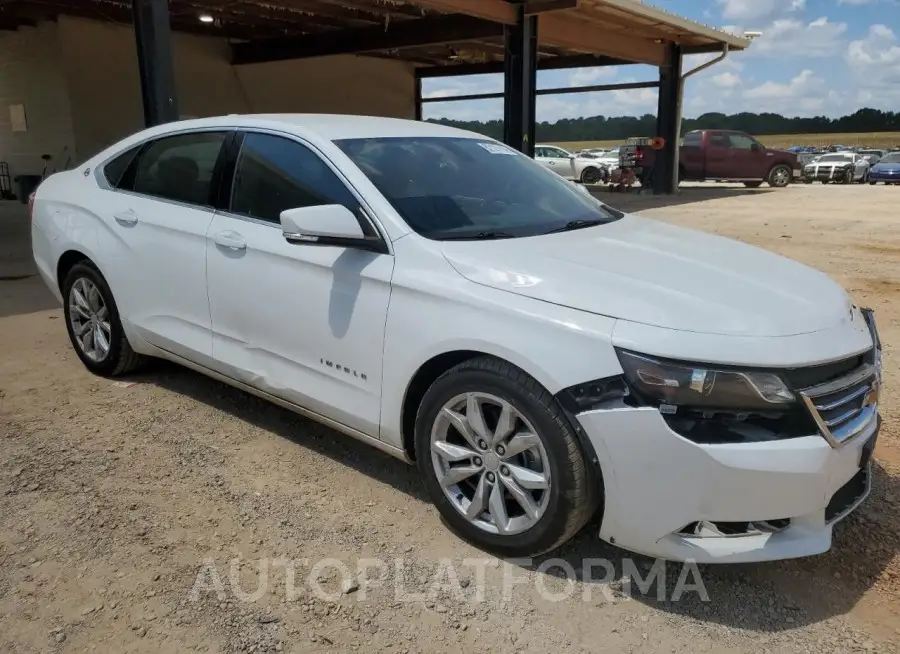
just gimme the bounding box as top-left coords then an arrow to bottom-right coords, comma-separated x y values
477,142 -> 517,155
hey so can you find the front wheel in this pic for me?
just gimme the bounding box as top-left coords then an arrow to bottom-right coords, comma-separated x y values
580,166 -> 602,185
842,169 -> 853,185
415,357 -> 599,557
62,262 -> 144,376
767,164 -> 792,188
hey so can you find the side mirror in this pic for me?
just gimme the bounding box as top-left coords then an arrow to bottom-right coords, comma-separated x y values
750,143 -> 762,153
280,204 -> 386,253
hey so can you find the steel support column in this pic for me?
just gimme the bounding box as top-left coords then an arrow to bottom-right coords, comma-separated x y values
132,0 -> 178,127
414,75 -> 423,121
653,43 -> 683,194
503,6 -> 537,157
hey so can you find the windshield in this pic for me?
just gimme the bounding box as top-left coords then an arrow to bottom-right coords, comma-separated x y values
816,154 -> 852,163
879,153 -> 900,163
335,136 -> 623,240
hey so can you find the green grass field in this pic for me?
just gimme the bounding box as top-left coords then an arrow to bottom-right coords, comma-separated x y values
554,131 -> 900,150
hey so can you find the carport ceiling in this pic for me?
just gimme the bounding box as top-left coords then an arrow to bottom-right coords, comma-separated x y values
0,0 -> 750,68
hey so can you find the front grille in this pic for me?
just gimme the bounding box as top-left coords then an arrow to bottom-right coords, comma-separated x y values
798,308 -> 881,448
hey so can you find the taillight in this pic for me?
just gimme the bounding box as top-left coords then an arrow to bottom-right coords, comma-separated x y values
635,147 -> 644,161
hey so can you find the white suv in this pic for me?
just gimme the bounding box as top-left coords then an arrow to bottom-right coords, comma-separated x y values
32,114 -> 881,563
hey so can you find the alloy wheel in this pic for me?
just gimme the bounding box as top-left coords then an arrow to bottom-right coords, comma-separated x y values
430,392 -> 551,536
772,166 -> 790,187
68,277 -> 111,362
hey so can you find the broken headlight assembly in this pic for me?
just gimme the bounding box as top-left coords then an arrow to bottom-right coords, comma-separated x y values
615,349 -> 812,444
616,349 -> 795,411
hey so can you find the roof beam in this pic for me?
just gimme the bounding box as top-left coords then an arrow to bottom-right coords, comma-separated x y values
403,0 -> 517,23
524,0 -> 580,15
415,53 -> 634,78
539,13 -> 666,65
232,14 -> 504,65
405,0 -> 664,65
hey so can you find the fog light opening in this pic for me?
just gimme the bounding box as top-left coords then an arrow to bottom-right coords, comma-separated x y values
677,518 -> 790,538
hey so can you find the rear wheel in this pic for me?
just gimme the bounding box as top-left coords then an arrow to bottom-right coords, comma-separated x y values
415,356 -> 598,557
767,164 -> 792,188
62,262 -> 144,376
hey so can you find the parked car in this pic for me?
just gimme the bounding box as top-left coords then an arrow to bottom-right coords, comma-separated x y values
534,144 -> 608,185
868,151 -> 900,185
802,152 -> 871,184
31,114 -> 881,564
621,129 -> 801,188
858,149 -> 885,165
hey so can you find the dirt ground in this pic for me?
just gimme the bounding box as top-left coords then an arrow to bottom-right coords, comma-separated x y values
2,183 -> 900,653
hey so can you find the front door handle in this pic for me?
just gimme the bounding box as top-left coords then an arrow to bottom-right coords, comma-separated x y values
214,230 -> 246,251
114,210 -> 138,226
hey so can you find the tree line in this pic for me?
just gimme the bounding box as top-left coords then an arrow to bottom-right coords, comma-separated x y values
427,108 -> 900,141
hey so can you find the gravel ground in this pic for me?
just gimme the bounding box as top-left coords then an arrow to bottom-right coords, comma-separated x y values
1,184 -> 899,652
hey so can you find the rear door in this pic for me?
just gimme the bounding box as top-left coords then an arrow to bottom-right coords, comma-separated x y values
679,131 -> 703,179
703,132 -> 734,179
101,129 -> 229,362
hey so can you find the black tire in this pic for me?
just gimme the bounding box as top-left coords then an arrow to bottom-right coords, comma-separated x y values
842,169 -> 853,185
869,180 -> 877,185
803,178 -> 813,184
767,164 -> 792,188
415,356 -> 599,557
743,181 -> 763,188
580,166 -> 602,185
62,261 -> 144,376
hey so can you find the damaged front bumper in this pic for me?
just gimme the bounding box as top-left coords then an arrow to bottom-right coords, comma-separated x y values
578,406 -> 878,564
576,309 -> 882,564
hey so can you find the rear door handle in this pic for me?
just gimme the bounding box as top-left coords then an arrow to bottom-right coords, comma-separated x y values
214,230 -> 246,251
114,210 -> 138,226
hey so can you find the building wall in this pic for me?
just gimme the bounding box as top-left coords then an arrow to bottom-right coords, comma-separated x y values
0,22 -> 77,178
0,15 -> 416,179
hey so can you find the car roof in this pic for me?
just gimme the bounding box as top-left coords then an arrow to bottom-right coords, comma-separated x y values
143,113 -> 483,142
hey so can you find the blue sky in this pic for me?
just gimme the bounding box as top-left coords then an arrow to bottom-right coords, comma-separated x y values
422,0 -> 900,122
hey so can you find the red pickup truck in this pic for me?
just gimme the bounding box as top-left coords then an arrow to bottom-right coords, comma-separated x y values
621,129 -> 801,188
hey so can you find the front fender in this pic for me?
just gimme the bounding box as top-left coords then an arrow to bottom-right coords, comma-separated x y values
379,240 -> 620,449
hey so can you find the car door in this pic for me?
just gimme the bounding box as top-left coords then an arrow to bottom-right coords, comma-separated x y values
205,130 -> 394,437
727,133 -> 769,179
103,129 -> 228,363
703,132 -> 734,179
854,155 -> 869,180
535,146 -> 573,179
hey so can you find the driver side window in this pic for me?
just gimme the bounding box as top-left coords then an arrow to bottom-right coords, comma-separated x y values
229,132 -> 360,225
728,134 -> 761,150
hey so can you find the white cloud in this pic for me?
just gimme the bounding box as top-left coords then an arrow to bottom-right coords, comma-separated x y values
716,0 -> 803,21
732,18 -> 847,57
739,69 -> 846,114
711,71 -> 742,88
566,67 -> 615,87
844,24 -> 900,108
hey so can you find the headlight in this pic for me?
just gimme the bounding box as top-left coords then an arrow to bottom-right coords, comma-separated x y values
616,350 -> 795,411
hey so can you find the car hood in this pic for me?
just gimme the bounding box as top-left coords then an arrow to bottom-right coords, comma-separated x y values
872,161 -> 900,172
809,160 -> 852,167
440,215 -> 850,337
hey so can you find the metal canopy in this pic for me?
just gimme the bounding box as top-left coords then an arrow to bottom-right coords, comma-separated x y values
0,0 -> 749,69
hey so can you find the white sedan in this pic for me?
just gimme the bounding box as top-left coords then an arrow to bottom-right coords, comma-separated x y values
32,114 -> 881,563
534,144 -> 608,184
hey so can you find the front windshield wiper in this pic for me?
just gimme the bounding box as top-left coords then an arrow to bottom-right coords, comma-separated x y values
438,231 -> 517,241
544,219 -> 609,234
